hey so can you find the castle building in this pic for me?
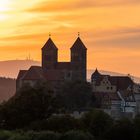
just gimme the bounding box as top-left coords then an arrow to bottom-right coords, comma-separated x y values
16,36 -> 87,90
91,69 -> 136,119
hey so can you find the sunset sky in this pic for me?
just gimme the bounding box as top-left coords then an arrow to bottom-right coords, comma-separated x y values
0,0 -> 140,77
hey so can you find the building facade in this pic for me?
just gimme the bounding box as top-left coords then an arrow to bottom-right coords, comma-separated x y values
16,36 -> 87,90
91,69 -> 137,119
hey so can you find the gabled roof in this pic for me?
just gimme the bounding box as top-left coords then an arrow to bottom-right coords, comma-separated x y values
118,90 -> 135,102
17,70 -> 27,80
71,37 -> 87,50
22,66 -> 44,80
17,66 -> 68,82
91,69 -> 109,83
42,38 -> 58,50
110,76 -> 134,90
91,69 -> 134,90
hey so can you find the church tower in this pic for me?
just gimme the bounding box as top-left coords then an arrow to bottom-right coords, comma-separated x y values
42,37 -> 58,71
71,36 -> 87,81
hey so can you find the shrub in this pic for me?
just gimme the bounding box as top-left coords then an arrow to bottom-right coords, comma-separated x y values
8,133 -> 31,140
61,130 -> 94,140
33,131 -> 61,140
0,130 -> 12,140
29,115 -> 83,132
106,118 -> 134,140
81,109 -> 113,138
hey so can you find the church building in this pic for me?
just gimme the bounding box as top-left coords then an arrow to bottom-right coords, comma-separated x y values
16,36 -> 87,90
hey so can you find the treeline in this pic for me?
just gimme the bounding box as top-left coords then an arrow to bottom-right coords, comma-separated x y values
0,130 -> 94,140
0,112 -> 140,140
0,81 -> 140,140
0,77 -> 16,102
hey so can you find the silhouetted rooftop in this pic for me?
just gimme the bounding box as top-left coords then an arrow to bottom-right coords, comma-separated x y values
42,38 -> 58,50
71,37 -> 87,50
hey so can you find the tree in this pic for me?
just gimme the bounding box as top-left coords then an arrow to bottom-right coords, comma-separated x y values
81,109 -> 113,139
0,130 -> 12,140
61,130 -> 95,140
134,115 -> 140,140
29,115 -> 84,132
33,131 -> 61,140
106,118 -> 134,140
58,81 -> 94,111
0,82 -> 53,129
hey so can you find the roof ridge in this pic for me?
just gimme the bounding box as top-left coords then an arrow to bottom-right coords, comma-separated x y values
71,37 -> 87,50
42,38 -> 58,50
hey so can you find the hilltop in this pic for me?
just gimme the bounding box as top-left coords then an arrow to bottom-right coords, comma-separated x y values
0,60 -> 40,78
0,60 -> 139,82
0,60 -> 139,102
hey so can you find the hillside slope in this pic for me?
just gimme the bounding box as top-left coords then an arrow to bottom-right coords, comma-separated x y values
0,60 -> 40,78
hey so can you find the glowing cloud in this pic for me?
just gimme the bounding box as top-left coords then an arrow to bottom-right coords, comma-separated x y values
0,0 -> 140,76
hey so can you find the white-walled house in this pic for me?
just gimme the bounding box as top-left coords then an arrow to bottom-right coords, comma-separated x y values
133,84 -> 140,114
91,69 -> 136,119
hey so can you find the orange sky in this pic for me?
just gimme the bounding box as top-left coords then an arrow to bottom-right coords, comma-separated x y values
0,0 -> 140,76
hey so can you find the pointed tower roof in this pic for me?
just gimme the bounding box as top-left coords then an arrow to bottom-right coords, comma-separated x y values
92,68 -> 101,76
71,37 -> 87,50
91,68 -> 101,80
42,37 -> 58,50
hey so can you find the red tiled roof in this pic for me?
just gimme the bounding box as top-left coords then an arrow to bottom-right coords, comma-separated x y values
42,38 -> 58,50
22,66 -> 44,80
109,76 -> 134,90
71,37 -> 87,50
91,69 -> 134,90
18,66 -> 65,81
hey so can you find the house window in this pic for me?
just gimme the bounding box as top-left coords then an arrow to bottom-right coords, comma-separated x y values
107,87 -> 109,90
111,87 -> 113,90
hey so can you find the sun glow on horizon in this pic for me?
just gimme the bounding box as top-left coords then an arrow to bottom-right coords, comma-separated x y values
0,0 -> 140,76
0,0 -> 11,12
0,0 -> 11,21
